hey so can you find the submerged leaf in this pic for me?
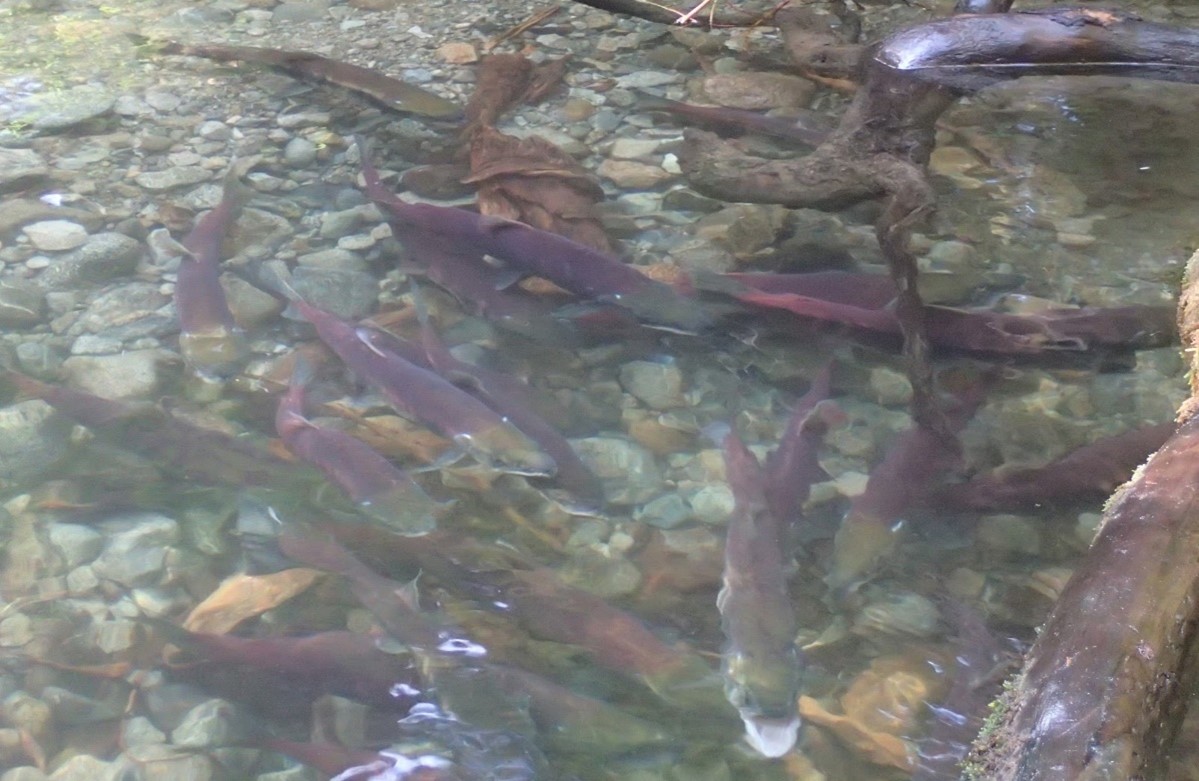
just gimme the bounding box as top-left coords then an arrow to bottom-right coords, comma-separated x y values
184,569 -> 324,635
467,126 -> 612,253
798,695 -> 915,771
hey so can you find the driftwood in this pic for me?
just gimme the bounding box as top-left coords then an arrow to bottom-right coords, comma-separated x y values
965,250 -> 1199,779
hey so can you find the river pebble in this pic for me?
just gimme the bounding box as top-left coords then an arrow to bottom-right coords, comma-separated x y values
0,280 -> 48,328
135,167 -> 213,191
36,233 -> 142,291
0,149 -> 48,192
701,72 -> 816,110
0,615 -> 32,647
91,514 -> 180,588
685,483 -> 735,525
597,158 -> 675,189
60,350 -> 172,400
0,400 -> 70,487
43,684 -> 129,725
172,698 -> 255,748
47,524 -> 104,570
120,745 -> 217,781
634,492 -> 691,529
574,436 -> 662,505
290,266 -> 379,319
47,755 -> 116,781
78,282 -> 174,340
977,514 -> 1042,556
25,85 -> 115,133
20,220 -> 89,252
619,360 -> 686,410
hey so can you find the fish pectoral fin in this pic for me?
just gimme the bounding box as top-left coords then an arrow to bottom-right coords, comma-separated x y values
491,267 -> 526,291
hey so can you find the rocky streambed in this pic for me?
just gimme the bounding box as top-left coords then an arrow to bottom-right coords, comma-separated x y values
0,0 -> 1197,779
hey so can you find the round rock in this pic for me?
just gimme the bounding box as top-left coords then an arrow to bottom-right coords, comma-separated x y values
0,400 -> 70,487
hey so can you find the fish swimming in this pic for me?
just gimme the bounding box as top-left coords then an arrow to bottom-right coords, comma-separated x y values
276,357 -> 446,535
407,293 -> 605,514
826,380 -> 986,596
157,170 -> 250,378
292,298 -> 557,478
356,137 -> 712,333
719,429 -> 803,758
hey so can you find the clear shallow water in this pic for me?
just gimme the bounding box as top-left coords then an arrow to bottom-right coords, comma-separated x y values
1,0 -> 1198,779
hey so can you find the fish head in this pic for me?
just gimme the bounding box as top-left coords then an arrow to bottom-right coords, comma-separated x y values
739,711 -> 802,759
826,513 -> 906,599
453,426 -> 558,478
180,328 -> 249,379
722,647 -> 802,757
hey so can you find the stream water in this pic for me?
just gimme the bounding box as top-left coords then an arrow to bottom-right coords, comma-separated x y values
1,0 -> 1198,779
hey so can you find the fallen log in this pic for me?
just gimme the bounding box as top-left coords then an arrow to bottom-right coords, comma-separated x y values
966,250 -> 1199,779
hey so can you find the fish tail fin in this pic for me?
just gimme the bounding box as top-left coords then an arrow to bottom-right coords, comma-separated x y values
353,134 -> 397,201
136,616 -> 204,657
276,353 -> 315,436
410,285 -> 455,369
220,159 -> 255,213
278,528 -> 375,584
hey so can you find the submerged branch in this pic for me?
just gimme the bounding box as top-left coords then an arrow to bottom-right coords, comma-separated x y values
681,7 -> 1199,443
568,0 -> 774,28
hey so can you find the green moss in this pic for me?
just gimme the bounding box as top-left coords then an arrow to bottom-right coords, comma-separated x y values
959,673 -> 1020,780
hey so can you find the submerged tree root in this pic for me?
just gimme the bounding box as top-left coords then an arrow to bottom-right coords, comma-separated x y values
678,5 -> 1199,444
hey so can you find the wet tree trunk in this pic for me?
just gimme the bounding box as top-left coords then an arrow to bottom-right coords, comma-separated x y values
965,251 -> 1199,779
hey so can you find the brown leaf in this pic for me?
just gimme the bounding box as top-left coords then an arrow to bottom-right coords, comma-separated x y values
463,54 -> 534,135
183,570 -> 324,635
325,408 -> 453,463
797,695 -> 916,771
461,54 -> 568,139
468,126 -> 613,252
